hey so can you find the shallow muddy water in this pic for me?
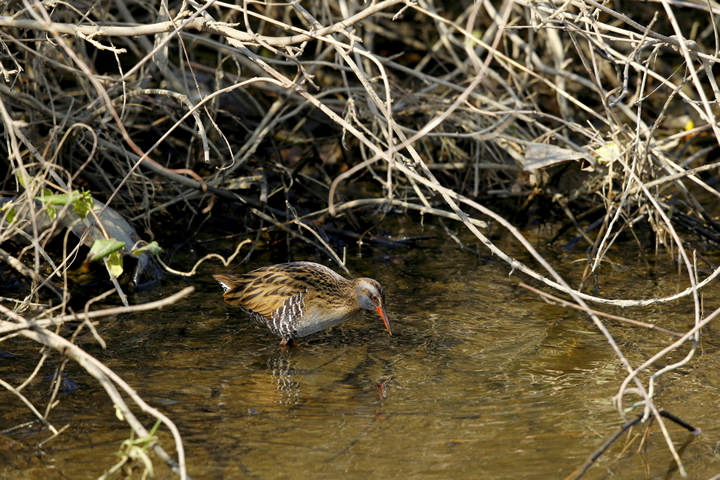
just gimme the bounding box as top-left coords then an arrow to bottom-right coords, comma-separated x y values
3,229 -> 720,479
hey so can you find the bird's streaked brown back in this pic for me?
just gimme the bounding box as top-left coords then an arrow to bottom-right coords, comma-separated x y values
212,262 -> 351,321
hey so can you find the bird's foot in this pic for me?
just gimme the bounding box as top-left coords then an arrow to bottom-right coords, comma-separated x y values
279,338 -> 301,350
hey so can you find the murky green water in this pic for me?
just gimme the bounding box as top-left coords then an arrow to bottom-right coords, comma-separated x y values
3,228 -> 720,478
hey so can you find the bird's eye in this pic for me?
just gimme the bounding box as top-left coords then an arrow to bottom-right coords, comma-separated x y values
371,295 -> 379,305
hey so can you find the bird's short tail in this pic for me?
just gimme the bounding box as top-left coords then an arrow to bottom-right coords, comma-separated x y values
212,274 -> 235,292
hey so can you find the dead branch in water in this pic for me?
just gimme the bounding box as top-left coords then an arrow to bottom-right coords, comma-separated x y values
0,288 -> 193,478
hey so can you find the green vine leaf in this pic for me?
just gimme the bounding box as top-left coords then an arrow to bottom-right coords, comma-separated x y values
73,190 -> 93,219
132,241 -> 162,256
35,189 -> 58,220
35,189 -> 94,220
106,251 -> 124,278
88,238 -> 126,262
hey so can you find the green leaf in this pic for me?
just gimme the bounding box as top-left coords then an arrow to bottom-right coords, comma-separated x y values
35,189 -> 94,219
38,193 -> 75,205
36,189 -> 66,221
147,420 -> 161,437
88,238 -> 126,262
114,404 -> 125,421
16,172 -> 28,188
594,142 -> 621,165
132,241 -> 162,256
465,29 -> 483,47
106,251 -> 124,278
73,190 -> 93,219
46,204 -> 57,221
1,204 -> 16,223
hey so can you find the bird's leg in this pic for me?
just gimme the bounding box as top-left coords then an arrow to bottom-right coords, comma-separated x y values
279,338 -> 301,350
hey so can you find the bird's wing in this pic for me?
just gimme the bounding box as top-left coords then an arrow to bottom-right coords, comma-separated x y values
216,267 -> 309,320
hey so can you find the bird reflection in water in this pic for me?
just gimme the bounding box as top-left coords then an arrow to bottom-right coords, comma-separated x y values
268,350 -> 301,405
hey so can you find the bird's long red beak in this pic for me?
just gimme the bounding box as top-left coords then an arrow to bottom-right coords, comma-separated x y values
376,304 -> 392,336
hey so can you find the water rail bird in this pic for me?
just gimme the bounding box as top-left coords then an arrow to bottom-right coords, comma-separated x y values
213,261 -> 392,346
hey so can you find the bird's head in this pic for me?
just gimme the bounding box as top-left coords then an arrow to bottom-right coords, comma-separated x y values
355,278 -> 391,336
